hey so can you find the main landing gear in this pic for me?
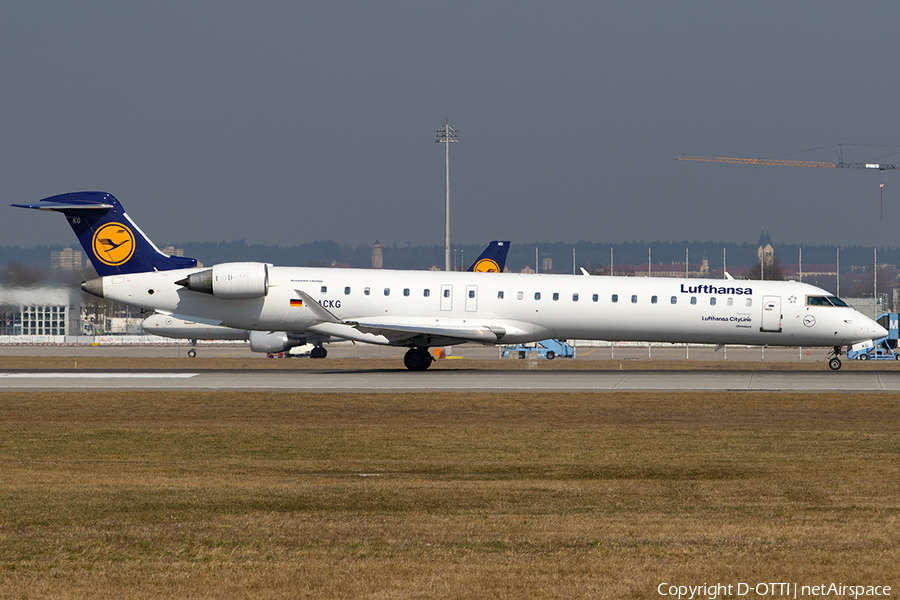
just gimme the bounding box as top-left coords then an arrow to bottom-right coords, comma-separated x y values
310,346 -> 327,359
403,347 -> 433,371
828,346 -> 843,371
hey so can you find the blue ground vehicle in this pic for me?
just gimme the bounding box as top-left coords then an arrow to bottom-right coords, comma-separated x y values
500,339 -> 576,360
847,313 -> 900,360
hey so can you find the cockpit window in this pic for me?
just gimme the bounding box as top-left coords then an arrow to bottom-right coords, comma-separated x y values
806,296 -> 833,306
807,295 -> 849,307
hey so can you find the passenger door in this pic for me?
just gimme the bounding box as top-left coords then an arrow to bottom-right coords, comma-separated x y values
761,295 -> 782,332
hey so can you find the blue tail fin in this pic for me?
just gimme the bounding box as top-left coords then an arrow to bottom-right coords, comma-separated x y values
466,240 -> 510,272
12,192 -> 197,276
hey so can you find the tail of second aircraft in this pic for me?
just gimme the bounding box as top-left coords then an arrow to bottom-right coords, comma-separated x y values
12,191 -> 197,276
467,240 -> 510,272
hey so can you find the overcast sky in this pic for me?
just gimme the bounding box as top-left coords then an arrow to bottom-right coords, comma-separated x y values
3,2 -> 900,251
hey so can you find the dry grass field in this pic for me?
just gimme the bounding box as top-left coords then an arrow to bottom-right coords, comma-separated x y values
0,390 -> 897,598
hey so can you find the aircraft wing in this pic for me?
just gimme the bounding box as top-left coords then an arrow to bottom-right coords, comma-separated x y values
293,290 -> 505,345
347,320 -> 505,344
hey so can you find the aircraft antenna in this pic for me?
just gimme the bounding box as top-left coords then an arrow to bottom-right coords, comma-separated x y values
436,120 -> 459,271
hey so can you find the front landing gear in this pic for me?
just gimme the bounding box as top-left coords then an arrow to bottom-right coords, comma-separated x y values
828,345 -> 843,371
403,347 -> 433,371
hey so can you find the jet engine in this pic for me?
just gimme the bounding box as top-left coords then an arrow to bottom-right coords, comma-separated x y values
249,330 -> 307,353
176,262 -> 269,299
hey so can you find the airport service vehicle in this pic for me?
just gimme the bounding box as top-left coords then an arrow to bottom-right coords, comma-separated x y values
847,312 -> 900,361
14,192 -> 887,370
500,339 -> 575,360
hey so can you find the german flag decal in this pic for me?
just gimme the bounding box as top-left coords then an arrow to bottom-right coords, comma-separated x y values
290,299 -> 303,307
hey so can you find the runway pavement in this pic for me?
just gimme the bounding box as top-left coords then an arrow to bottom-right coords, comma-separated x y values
3,368 -> 900,392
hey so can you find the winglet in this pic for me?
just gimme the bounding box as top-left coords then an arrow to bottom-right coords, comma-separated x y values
294,290 -> 343,324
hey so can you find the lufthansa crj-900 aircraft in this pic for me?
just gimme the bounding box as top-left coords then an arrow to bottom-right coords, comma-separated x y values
14,192 -> 886,370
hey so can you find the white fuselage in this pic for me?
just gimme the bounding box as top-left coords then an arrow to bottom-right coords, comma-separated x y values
97,266 -> 885,349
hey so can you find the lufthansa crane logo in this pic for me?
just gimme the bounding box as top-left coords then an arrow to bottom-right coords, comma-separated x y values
473,258 -> 500,273
91,222 -> 135,266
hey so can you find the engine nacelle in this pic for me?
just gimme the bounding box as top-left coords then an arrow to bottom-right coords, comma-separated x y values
177,262 -> 269,299
249,330 -> 307,353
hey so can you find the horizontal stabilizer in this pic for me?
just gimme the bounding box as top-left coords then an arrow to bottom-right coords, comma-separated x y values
12,201 -> 114,211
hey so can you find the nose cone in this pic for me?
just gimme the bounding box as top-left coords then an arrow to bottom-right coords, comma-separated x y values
873,321 -> 889,339
81,277 -> 104,299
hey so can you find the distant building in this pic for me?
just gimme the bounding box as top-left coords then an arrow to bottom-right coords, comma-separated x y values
0,287 -> 79,337
50,247 -> 83,271
162,245 -> 185,258
371,243 -> 383,269
758,230 -> 774,266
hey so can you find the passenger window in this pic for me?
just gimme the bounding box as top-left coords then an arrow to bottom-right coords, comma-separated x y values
321,286 -> 327,293
690,297 -> 697,305
573,293 -> 579,302
424,289 -> 430,297
384,288 -> 390,296
498,291 -> 504,299
443,289 -> 450,298
468,290 -> 475,298
552,293 -> 559,301
612,294 -> 618,303
727,298 -> 733,306
403,288 -> 410,297
745,298 -> 752,307
517,291 -> 524,300
671,296 -> 677,304
631,295 -> 638,304
651,295 -> 657,304
710,297 -> 716,306
364,287 -> 371,296
535,292 -> 541,300
344,286 -> 351,295
592,294 -> 599,302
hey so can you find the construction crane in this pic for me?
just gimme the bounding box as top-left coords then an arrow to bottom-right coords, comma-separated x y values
677,146 -> 900,219
676,154 -> 900,170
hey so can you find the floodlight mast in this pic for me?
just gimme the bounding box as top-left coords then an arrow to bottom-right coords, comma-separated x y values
436,120 -> 458,271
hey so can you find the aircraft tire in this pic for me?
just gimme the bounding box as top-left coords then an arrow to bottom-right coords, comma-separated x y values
187,349 -> 197,358
404,348 -> 432,371
828,357 -> 842,371
311,346 -> 327,359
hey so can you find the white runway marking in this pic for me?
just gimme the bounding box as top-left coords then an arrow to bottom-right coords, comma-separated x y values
0,373 -> 198,379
